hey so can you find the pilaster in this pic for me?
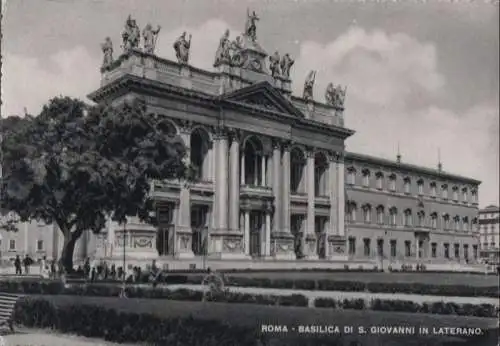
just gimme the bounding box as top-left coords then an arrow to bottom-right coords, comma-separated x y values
214,126 -> 229,231
281,141 -> 291,234
271,139 -> 282,233
228,130 -> 241,232
327,151 -> 347,260
305,148 -> 318,259
176,124 -> 194,258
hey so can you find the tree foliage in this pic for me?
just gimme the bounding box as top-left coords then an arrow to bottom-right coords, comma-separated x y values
1,96 -> 188,271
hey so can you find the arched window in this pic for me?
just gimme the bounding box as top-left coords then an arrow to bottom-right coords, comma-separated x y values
375,172 -> 384,189
417,211 -> 425,227
314,152 -> 328,196
430,212 -> 438,229
462,217 -> 469,232
362,204 -> 372,223
403,177 -> 411,194
462,187 -> 468,202
441,184 -> 448,199
430,182 -> 437,197
452,186 -> 459,201
362,169 -> 370,187
442,213 -> 450,230
347,167 -> 356,185
376,205 -> 385,224
242,136 -> 266,187
404,209 -> 412,226
190,127 -> 211,181
417,179 -> 424,195
346,202 -> 357,222
290,147 -> 306,193
389,207 -> 398,226
471,189 -> 477,203
388,174 -> 397,191
453,215 -> 460,230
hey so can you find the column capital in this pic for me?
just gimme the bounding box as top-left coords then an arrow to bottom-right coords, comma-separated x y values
306,146 -> 316,159
271,138 -> 282,150
282,140 -> 293,151
177,119 -> 193,135
228,128 -> 243,142
213,125 -> 229,140
328,151 -> 344,163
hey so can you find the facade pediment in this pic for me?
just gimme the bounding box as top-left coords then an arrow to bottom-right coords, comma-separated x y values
220,81 -> 304,118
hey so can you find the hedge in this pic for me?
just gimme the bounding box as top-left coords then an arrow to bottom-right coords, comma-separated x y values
314,297 -> 498,318
2,279 -> 497,318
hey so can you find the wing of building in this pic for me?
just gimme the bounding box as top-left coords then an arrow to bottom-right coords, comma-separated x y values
0,12 -> 484,271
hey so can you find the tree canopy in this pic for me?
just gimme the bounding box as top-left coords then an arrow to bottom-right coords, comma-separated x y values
1,96 -> 188,271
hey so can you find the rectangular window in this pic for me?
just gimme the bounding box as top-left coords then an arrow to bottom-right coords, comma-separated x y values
444,243 -> 449,258
431,215 -> 437,229
390,240 -> 397,258
377,239 -> 384,257
452,188 -> 458,201
348,171 -> 356,185
463,244 -> 469,260
404,181 -> 411,194
404,240 -> 411,257
376,176 -> 383,189
377,210 -> 384,224
37,240 -> 44,251
442,186 -> 448,199
389,177 -> 396,191
473,245 -> 478,259
363,208 -> 371,223
363,174 -> 369,187
430,184 -> 437,197
417,182 -> 424,195
431,243 -> 437,258
363,238 -> 371,257
454,244 -> 460,259
348,237 -> 356,255
9,239 -> 16,250
462,190 -> 468,202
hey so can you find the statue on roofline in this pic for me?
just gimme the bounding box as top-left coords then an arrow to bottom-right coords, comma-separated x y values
122,15 -> 140,53
303,70 -> 316,101
244,8 -> 259,42
280,53 -> 294,79
214,29 -> 231,67
269,51 -> 281,77
230,36 -> 245,67
142,23 -> 161,54
334,84 -> 347,108
101,37 -> 114,69
173,31 -> 192,64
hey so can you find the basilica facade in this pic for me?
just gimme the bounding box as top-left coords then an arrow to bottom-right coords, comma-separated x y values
0,13 -> 482,269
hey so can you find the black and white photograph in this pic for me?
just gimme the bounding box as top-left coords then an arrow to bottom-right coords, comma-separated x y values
0,0 -> 499,345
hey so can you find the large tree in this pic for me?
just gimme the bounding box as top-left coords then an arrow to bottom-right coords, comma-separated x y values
1,96 -> 188,272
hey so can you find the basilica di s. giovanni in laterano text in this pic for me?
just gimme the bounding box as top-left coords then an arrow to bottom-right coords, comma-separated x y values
2,12 -> 482,270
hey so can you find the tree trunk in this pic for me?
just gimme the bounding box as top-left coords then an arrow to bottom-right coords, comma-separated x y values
60,231 -> 78,274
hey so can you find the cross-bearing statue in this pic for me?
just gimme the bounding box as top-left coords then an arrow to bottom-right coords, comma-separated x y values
269,51 -> 281,77
214,29 -> 231,67
142,23 -> 161,54
244,8 -> 259,41
173,31 -> 192,64
280,53 -> 294,79
101,37 -> 114,69
303,70 -> 316,101
122,15 -> 140,53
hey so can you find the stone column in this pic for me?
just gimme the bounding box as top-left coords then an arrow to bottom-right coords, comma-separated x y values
337,153 -> 346,237
214,127 -> 229,231
282,143 -> 291,233
305,148 -> 318,259
244,210 -> 250,255
240,150 -> 246,185
176,124 -> 194,258
261,156 -> 266,186
265,212 -> 271,257
228,131 -> 240,232
328,153 -> 338,235
272,140 -> 282,233
272,140 -> 295,259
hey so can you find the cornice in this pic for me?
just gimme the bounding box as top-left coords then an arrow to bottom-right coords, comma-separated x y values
344,151 -> 481,185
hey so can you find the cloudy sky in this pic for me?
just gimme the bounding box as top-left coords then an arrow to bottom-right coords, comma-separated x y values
2,0 -> 499,207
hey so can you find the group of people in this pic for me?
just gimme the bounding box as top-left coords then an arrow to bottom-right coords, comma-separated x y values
14,254 -> 55,278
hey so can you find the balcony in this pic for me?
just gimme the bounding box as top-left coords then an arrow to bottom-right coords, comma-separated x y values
290,192 -> 308,204
240,184 -> 272,198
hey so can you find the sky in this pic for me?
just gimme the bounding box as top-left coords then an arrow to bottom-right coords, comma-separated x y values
1,0 -> 499,208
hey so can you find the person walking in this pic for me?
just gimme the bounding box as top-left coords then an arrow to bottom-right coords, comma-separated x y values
14,255 -> 22,275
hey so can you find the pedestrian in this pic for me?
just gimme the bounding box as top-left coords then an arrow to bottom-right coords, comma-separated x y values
40,256 -> 49,279
23,254 -> 32,274
83,257 -> 91,280
14,255 -> 22,275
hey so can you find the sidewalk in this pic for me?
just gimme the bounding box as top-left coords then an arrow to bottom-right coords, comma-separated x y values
167,284 -> 500,306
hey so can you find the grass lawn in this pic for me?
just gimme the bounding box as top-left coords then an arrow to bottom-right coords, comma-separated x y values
226,271 -> 499,287
3,329 -> 138,346
27,295 -> 498,345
